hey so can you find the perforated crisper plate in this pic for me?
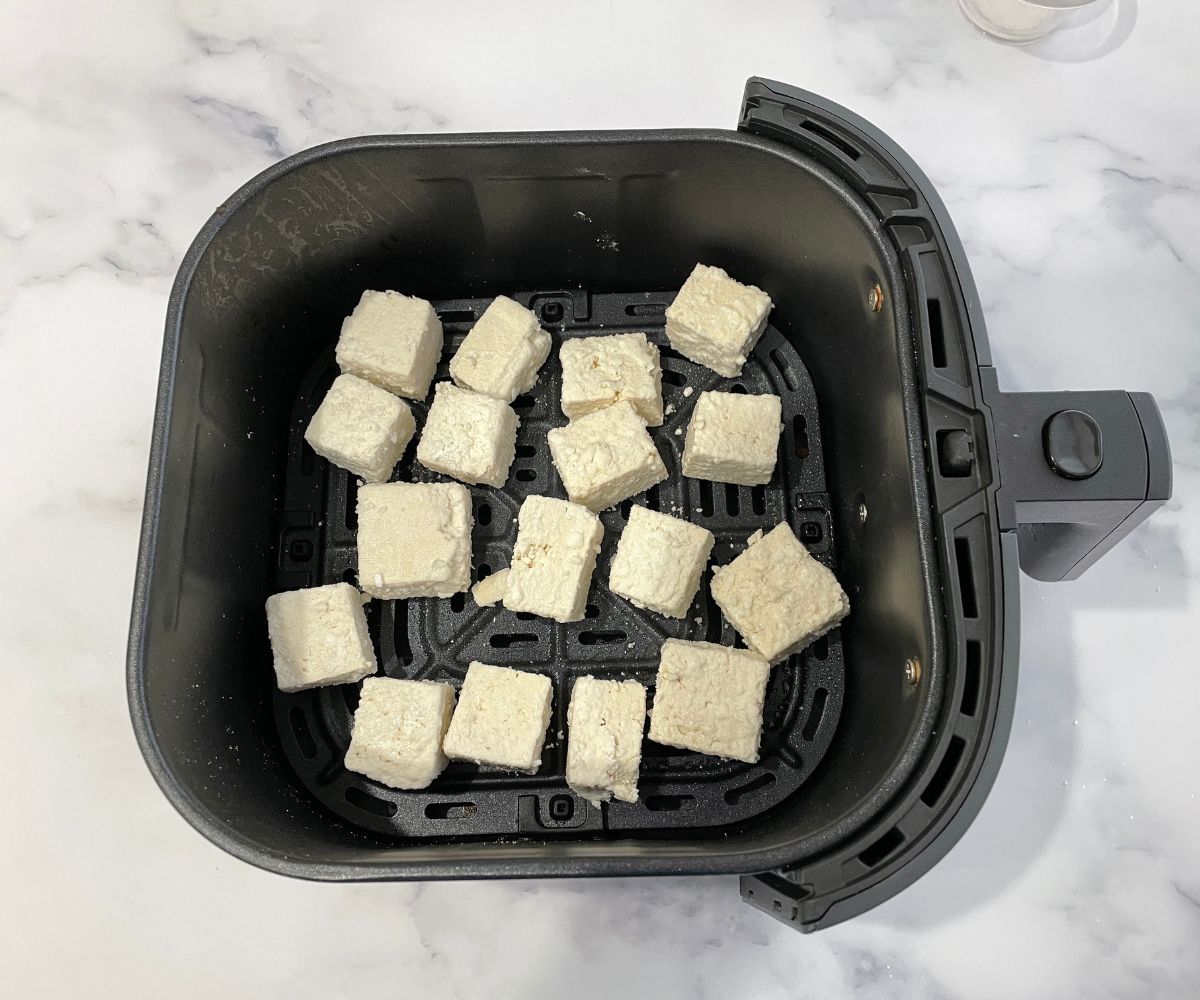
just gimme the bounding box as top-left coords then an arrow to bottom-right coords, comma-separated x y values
272,289 -> 845,840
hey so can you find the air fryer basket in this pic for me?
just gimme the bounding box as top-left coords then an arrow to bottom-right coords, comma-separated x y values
128,78 -> 1171,931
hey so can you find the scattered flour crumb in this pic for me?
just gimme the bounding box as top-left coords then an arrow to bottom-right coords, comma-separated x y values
665,403 -> 676,416
683,386 -> 694,397
694,616 -> 702,625
674,428 -> 682,436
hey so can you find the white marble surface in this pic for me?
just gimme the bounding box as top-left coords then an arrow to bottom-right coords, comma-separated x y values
2,1 -> 1198,996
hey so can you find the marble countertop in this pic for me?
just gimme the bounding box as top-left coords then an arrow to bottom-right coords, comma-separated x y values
3,1 -> 1197,996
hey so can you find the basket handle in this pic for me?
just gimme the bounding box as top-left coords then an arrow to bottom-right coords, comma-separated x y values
979,367 -> 1171,581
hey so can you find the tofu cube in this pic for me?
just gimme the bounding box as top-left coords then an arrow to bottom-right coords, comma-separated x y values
335,290 -> 443,400
504,495 -> 603,623
265,583 -> 377,693
608,506 -> 714,618
303,374 -> 415,483
664,264 -> 772,377
416,382 -> 519,488
344,677 -> 455,790
442,662 -> 553,772
648,639 -> 770,763
566,677 -> 647,805
559,332 -> 664,426
449,296 -> 551,402
710,523 -> 850,663
547,401 -> 668,512
682,390 -> 783,487
471,568 -> 509,607
357,481 -> 473,599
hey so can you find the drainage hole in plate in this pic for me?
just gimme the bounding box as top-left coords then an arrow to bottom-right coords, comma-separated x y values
490,632 -> 538,648
345,786 -> 397,818
645,794 -> 694,812
450,592 -> 465,614
425,801 -> 477,819
289,707 -> 317,759
579,629 -> 626,646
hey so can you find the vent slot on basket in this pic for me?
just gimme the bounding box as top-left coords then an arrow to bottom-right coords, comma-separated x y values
289,707 -> 317,760
858,826 -> 904,867
799,119 -> 862,161
921,735 -> 966,808
927,299 -> 947,368
961,640 -> 981,716
490,632 -> 538,648
724,772 -> 777,805
954,537 -> 979,618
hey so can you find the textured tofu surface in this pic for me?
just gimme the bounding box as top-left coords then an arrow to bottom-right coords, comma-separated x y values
565,677 -> 647,805
504,495 -> 604,623
559,332 -> 664,426
471,568 -> 509,607
648,639 -> 770,763
303,374 -> 415,483
357,481 -> 473,599
682,390 -> 783,487
416,381 -> 519,488
710,523 -> 850,663
335,289 -> 443,400
664,264 -> 772,377
547,400 -> 668,511
265,583 -> 377,693
449,296 -> 551,402
344,677 -> 455,790
442,662 -> 553,772
608,505 -> 715,618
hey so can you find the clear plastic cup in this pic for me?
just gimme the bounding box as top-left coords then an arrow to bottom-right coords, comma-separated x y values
957,0 -> 1099,44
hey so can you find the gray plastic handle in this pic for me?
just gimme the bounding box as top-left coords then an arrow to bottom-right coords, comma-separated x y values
980,367 -> 1172,581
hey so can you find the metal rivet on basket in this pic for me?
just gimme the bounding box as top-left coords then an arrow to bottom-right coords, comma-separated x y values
869,284 -> 883,312
904,657 -> 921,686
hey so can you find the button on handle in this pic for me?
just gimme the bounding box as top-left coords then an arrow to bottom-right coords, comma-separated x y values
980,368 -> 1171,582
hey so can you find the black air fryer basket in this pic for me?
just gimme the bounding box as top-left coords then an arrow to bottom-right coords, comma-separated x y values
128,79 -> 1171,931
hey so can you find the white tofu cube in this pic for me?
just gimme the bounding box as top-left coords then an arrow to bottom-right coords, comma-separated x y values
357,481 -> 473,599
416,382 -> 519,488
559,332 -> 664,426
471,568 -> 509,607
682,390 -> 783,487
710,523 -> 850,663
566,677 -> 647,805
344,677 -> 455,790
547,401 -> 668,512
335,290 -> 443,400
608,506 -> 714,618
442,662 -> 553,773
648,639 -> 770,763
664,264 -> 773,377
449,296 -> 551,402
504,495 -> 603,623
303,374 -> 415,483
265,583 -> 377,693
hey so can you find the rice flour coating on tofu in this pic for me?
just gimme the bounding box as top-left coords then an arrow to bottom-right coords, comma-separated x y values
664,264 -> 772,377
503,495 -> 604,623
304,373 -> 415,483
335,289 -> 443,400
559,332 -> 664,426
442,662 -> 553,773
710,522 -> 850,664
682,390 -> 783,487
357,481 -> 473,599
547,400 -> 668,511
471,568 -> 509,607
416,381 -> 519,488
566,677 -> 647,805
648,639 -> 770,764
449,295 -> 551,402
344,677 -> 455,790
608,505 -> 714,619
265,583 -> 377,693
